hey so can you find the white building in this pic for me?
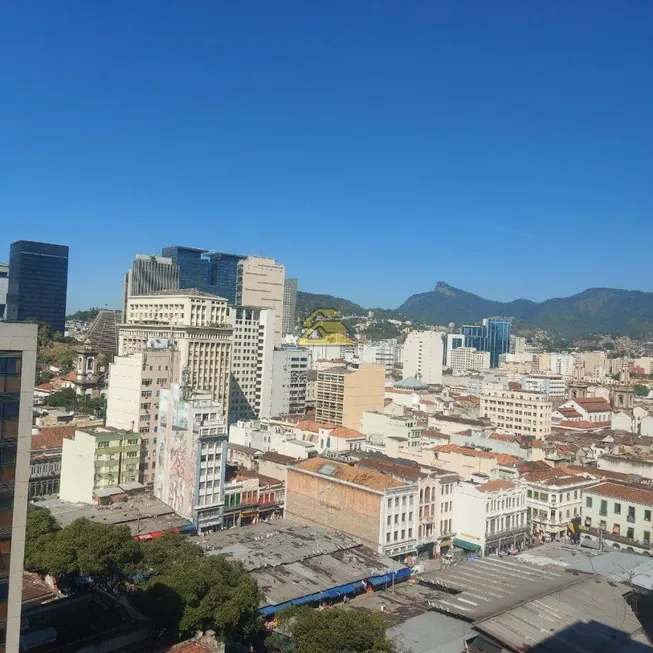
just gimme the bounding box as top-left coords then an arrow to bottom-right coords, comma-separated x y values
558,398 -> 612,424
521,374 -> 565,397
156,385 -> 228,533
270,346 -> 309,416
450,347 -> 490,373
454,478 -> 528,556
230,306 -> 275,423
0,262 -> 8,320
119,289 -> 233,419
480,384 -> 552,438
510,336 -> 526,355
360,411 -> 423,451
403,330 -> 444,385
582,482 -> 653,554
522,470 -> 598,541
105,347 -> 180,484
229,418 -> 317,459
547,353 -> 576,377
445,334 -> 465,367
236,256 -> 285,346
358,340 -> 398,374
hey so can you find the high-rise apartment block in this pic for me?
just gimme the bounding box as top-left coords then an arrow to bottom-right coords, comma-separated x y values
358,340 -> 398,374
156,385 -> 228,533
119,290 -> 233,418
236,257 -> 285,346
0,323 -> 37,652
450,347 -> 491,372
282,278 -> 298,336
0,263 -> 8,321
315,363 -> 385,430
123,254 -> 179,316
402,331 -> 444,385
6,241 -> 69,334
229,307 -> 275,423
270,346 -> 309,416
105,348 -> 180,484
461,317 -> 512,368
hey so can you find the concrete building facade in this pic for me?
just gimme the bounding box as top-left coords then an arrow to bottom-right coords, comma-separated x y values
270,347 -> 309,417
229,306 -> 275,423
122,254 -> 179,316
403,331 -> 444,385
450,347 -> 490,373
315,364 -> 385,430
236,256 -> 285,346
105,348 -> 180,484
0,323 -> 37,652
59,427 -> 141,504
480,385 -> 552,438
282,278 -> 297,336
286,457 -> 418,559
119,290 -> 233,419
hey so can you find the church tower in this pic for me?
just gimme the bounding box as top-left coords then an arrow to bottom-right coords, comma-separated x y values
611,367 -> 635,411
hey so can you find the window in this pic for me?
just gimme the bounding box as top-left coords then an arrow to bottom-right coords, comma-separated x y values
401,529 -> 405,539
387,516 -> 391,526
394,515 -> 398,525
600,500 -> 608,516
127,439 -> 139,446
408,528 -> 412,538
126,451 -> 138,458
586,496 -> 593,509
645,531 -> 651,544
645,510 -> 652,522
628,506 -> 636,522
387,499 -> 392,509
386,532 -> 390,543
614,503 -> 621,515
527,490 -> 532,498
97,441 -> 109,449
627,527 -> 635,540
393,531 -> 398,542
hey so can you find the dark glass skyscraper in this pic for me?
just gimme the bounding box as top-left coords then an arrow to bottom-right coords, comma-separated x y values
161,246 -> 245,303
461,317 -> 512,368
6,241 -> 69,333
206,252 -> 245,304
161,246 -> 210,292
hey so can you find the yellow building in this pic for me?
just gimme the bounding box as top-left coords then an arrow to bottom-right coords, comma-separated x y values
315,363 -> 385,430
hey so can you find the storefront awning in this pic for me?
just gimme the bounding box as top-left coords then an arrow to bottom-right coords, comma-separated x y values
452,537 -> 481,553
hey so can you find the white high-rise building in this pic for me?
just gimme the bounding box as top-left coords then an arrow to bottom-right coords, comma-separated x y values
122,254 -> 179,316
105,347 -> 180,484
0,262 -> 8,320
270,346 -> 309,416
119,290 -> 233,419
445,334 -> 465,367
402,330 -> 444,385
229,306 -> 275,423
236,256 -> 285,346
358,340 -> 398,373
450,346 -> 490,372
282,278 -> 298,336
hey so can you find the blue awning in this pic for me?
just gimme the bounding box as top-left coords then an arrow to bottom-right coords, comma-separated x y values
394,567 -> 412,580
368,574 -> 391,588
258,601 -> 294,617
336,583 -> 358,595
324,587 -> 342,599
291,593 -> 323,606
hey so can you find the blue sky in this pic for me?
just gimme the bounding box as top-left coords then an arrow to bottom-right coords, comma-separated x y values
1,1 -> 652,312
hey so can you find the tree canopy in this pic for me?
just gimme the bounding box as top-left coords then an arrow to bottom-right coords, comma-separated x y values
277,607 -> 397,653
634,384 -> 650,397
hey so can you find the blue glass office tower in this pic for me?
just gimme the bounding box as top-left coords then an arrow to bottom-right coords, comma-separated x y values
161,246 -> 210,292
6,241 -> 69,333
206,252 -> 245,304
161,247 -> 246,304
461,317 -> 512,368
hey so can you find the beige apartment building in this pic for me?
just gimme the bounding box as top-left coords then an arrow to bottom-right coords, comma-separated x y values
315,363 -> 385,430
236,256 -> 285,346
118,290 -> 233,418
480,384 -> 552,438
105,348 -> 180,484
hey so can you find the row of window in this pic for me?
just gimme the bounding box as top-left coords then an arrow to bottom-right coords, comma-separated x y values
587,496 -> 652,522
385,527 -> 413,543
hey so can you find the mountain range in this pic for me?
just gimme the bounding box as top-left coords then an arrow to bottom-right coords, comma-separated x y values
297,283 -> 653,339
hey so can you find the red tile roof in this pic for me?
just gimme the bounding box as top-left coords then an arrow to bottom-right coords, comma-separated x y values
434,444 -> 498,459
496,453 -> 520,465
557,420 -> 601,430
489,432 -> 515,442
589,482 -> 653,505
259,451 -> 297,464
574,399 -> 612,412
34,383 -> 57,393
296,420 -> 336,432
31,425 -> 75,451
476,480 -> 517,493
457,395 -> 480,405
329,426 -> 365,439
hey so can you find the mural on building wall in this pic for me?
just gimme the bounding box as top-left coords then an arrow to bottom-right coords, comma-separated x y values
154,384 -> 197,521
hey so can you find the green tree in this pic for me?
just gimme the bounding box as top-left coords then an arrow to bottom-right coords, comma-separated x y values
34,518 -> 142,593
136,547 -> 261,642
634,384 -> 649,398
24,507 -> 60,573
279,607 -> 396,653
44,388 -> 78,411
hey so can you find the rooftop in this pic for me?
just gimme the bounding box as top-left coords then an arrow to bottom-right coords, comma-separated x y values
259,451 -> 296,464
31,425 -> 76,451
588,482 -> 653,505
475,480 -> 517,493
329,426 -> 365,439
434,444 -> 498,459
394,376 -> 430,391
35,497 -> 192,536
291,457 -> 407,491
295,420 -> 336,432
197,520 -> 402,608
227,442 -> 263,455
